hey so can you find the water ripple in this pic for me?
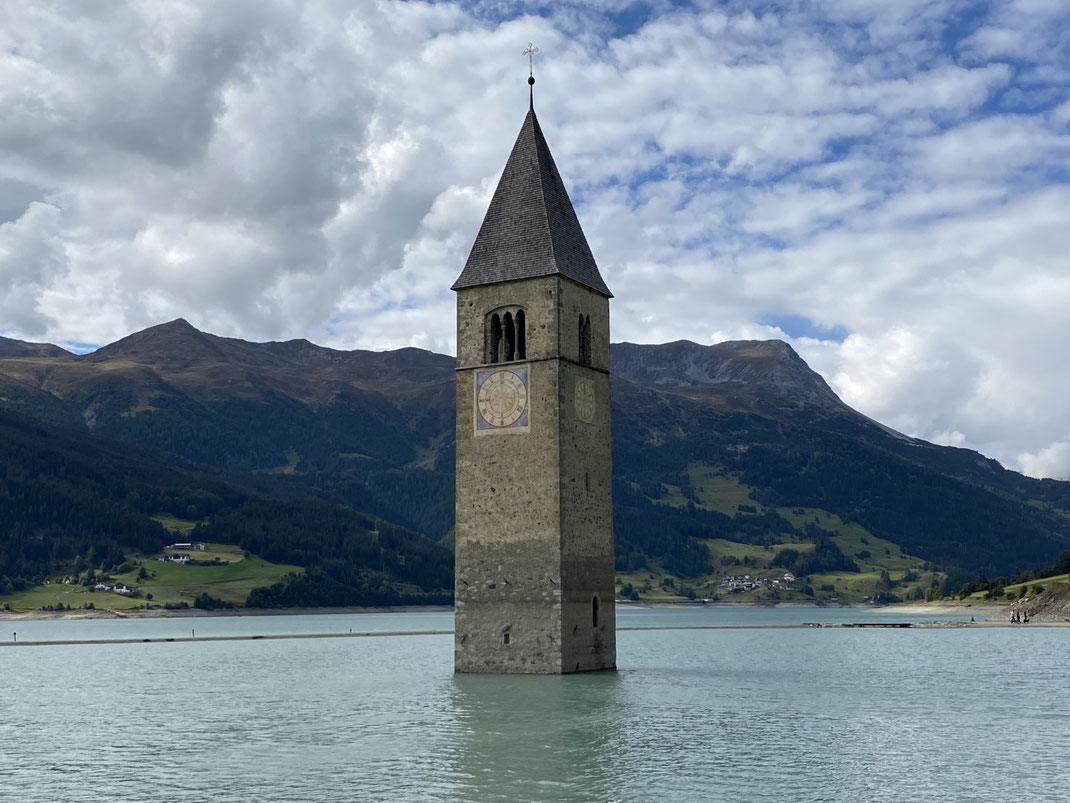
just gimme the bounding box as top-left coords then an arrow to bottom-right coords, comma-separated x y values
2,617 -> 1068,801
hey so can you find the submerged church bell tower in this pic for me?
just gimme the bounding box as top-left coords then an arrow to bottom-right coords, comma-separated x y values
452,73 -> 616,674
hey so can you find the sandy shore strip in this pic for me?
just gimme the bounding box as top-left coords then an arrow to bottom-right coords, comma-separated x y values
870,602 -> 1004,615
0,599 -> 1006,621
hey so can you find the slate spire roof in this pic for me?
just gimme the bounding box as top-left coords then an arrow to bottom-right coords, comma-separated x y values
452,106 -> 612,297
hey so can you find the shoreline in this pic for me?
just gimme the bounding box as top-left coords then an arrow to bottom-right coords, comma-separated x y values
3,618 -> 1067,649
0,604 -> 456,621
0,599 -> 1002,621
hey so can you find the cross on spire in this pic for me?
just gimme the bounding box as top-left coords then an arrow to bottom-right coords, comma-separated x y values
523,43 -> 538,76
523,43 -> 539,108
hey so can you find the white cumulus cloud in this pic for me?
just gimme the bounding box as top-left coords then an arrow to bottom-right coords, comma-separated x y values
1,0 -> 1069,479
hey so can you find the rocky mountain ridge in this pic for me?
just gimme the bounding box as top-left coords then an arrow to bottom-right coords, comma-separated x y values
83,318 -> 454,382
612,339 -> 841,403
2,319 -> 1069,580
0,335 -> 71,359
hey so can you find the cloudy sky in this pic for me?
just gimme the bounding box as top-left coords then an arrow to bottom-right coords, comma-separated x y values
2,0 -> 1069,478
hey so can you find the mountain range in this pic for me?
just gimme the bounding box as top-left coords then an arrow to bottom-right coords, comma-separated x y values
2,319 -> 1069,603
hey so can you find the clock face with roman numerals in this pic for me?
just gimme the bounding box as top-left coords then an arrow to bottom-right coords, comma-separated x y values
476,367 -> 529,431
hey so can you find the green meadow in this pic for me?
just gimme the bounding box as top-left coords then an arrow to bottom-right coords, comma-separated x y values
966,573 -> 1070,601
0,544 -> 300,612
150,513 -> 202,534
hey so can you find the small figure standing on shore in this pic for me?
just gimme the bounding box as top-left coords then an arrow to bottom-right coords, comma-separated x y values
12,632 -> 15,643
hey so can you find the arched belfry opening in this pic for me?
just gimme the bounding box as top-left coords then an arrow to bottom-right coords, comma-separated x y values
579,314 -> 592,366
485,306 -> 526,363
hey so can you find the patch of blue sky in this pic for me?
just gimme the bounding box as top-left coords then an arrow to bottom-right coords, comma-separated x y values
600,2 -> 666,39
641,159 -> 724,188
459,0 -> 668,37
748,233 -> 790,252
615,0 -> 710,36
324,311 -> 360,338
59,341 -> 100,355
336,298 -> 422,322
581,154 -> 722,209
620,160 -> 783,201
822,133 -> 871,163
759,314 -> 849,343
1038,163 -> 1070,185
994,81 -> 1069,115
939,3 -> 989,55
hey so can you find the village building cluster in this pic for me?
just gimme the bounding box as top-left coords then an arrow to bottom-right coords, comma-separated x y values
721,573 -> 796,593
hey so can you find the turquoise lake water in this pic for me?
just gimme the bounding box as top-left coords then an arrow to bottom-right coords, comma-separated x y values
2,606 -> 1067,802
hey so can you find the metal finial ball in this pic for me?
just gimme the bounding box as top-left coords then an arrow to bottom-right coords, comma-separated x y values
528,76 -> 535,86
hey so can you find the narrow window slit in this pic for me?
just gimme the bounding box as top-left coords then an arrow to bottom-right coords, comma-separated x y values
503,312 -> 515,361
579,314 -> 592,365
488,314 -> 502,363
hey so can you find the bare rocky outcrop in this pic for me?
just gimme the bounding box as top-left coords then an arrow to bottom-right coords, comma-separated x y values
611,339 -> 841,405
995,584 -> 1070,623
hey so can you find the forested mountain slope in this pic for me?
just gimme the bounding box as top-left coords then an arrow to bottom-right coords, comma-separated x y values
0,407 -> 451,603
3,321 -> 1069,597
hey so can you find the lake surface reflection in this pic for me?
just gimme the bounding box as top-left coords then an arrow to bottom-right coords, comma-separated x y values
2,607 -> 1067,802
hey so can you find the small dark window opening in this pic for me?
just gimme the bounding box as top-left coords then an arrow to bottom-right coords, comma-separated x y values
503,632 -> 511,645
592,596 -> 600,628
579,314 -> 592,366
488,314 -> 502,363
516,310 -> 526,359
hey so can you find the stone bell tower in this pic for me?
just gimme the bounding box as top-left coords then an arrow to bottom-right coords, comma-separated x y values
452,80 -> 615,674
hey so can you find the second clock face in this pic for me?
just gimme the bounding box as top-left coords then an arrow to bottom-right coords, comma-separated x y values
574,377 -> 596,423
476,367 -> 529,430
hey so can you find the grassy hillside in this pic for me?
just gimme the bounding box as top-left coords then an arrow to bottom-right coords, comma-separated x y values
2,545 -> 301,611
965,573 -> 1070,602
614,463 -> 944,603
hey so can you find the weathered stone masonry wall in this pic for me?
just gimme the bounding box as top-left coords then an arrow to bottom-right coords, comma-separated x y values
455,275 -> 615,674
456,277 -> 562,673
558,279 -> 615,672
